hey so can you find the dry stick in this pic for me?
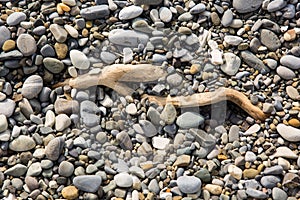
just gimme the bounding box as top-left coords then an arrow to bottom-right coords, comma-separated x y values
53,64 -> 268,121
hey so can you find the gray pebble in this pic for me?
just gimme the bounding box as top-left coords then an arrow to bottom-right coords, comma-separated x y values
276,66 -> 296,80
119,5 -> 143,20
221,9 -> 233,27
7,12 -> 26,26
176,112 -> 204,129
59,161 -> 74,177
22,75 -> 43,99
17,34 -> 37,56
73,175 -> 102,192
280,55 -> 300,70
260,29 -> 281,51
267,0 -> 287,12
9,135 -> 36,152
0,26 -> 10,47
177,176 -> 201,194
45,137 -> 65,161
43,57 -> 65,74
233,0 -> 263,13
114,172 -> 133,187
80,5 -> 110,20
109,29 -> 149,47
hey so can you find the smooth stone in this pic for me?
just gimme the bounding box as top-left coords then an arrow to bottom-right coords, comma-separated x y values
108,29 -> 149,47
244,124 -> 261,135
43,57 -> 65,74
277,123 -> 300,142
55,114 -> 71,131
73,175 -> 102,192
224,35 -> 243,46
62,186 -> 79,200
282,4 -> 295,19
80,100 -> 100,127
177,176 -> 201,194
4,164 -> 27,176
11,178 -> 23,190
260,29 -> 281,51
260,176 -> 281,189
133,0 -> 162,5
176,112 -> 204,129
64,25 -> 79,38
80,5 -> 110,20
286,86 -> 300,100
59,161 -> 74,177
233,0 -> 263,13
116,131 -> 133,150
100,51 -> 117,64
114,173 -> 133,187
125,103 -> 137,115
9,135 -> 36,152
221,9 -> 233,27
241,51 -> 270,74
243,169 -> 259,179
152,137 -> 170,149
264,165 -> 283,175
272,146 -> 298,159
229,125 -> 239,142
0,99 -> 15,117
21,75 -> 43,99
54,43 -> 68,59
178,12 -> 193,21
70,50 -> 90,70
221,52 -> 241,76
264,58 -> 277,69
280,55 -> 300,70
27,162 -> 42,176
272,187 -> 288,200
190,3 -> 206,14
166,73 -> 183,87
7,12 -> 26,26
159,7 -> 172,23
62,0 -> 76,6
276,66 -> 296,80
0,114 -> 8,132
16,34 -> 37,56
203,184 -> 222,195
0,50 -> 23,61
160,103 -> 176,124
245,151 -> 257,162
0,26 -> 10,47
54,98 -> 79,115
228,165 -> 242,180
267,0 -> 287,12
49,24 -> 68,43
246,188 -> 268,199
41,44 -> 55,57
139,120 -> 157,137
173,155 -> 191,167
25,176 -> 39,191
45,137 -> 65,161
119,5 -> 143,20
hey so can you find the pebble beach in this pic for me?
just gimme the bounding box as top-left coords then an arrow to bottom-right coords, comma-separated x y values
0,0 -> 300,199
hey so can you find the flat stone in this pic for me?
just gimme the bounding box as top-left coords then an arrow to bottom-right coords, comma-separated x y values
178,12 -> 193,21
54,98 -> 79,115
4,164 -> 27,176
16,34 -> 37,56
2,40 -> 15,52
244,124 -> 261,135
119,5 -> 143,20
241,51 -> 270,74
267,0 -> 287,12
64,25 -> 79,38
159,7 -> 172,23
133,0 -> 162,5
176,112 -> 204,129
0,50 -> 23,61
190,3 -> 206,14
80,5 -> 110,20
139,120 -> 157,137
246,188 -> 268,199
109,29 -> 149,47
280,55 -> 300,70
27,162 -> 42,176
100,51 -> 117,64
263,165 -> 283,175
0,114 -> 8,132
173,155 -> 191,167
7,12 -> 26,26
43,57 -> 65,74
228,165 -> 243,180
224,35 -> 243,46
116,131 -> 133,150
276,123 -> 300,142
9,135 -> 36,152
221,9 -> 233,27
45,137 -> 65,161
233,0 -> 263,13
21,75 -> 43,99
243,169 -> 259,179
260,175 -> 281,189
73,175 -> 102,192
152,137 -> 170,149
221,52 -> 241,76
49,24 -> 68,43
114,173 -> 133,187
272,146 -> 298,159
62,186 -> 79,200
276,66 -> 296,80
41,44 -> 55,57
286,86 -> 300,100
0,26 -> 10,47
55,114 -> 71,131
70,50 -> 90,70
59,161 -> 74,177
25,176 -> 39,191
203,184 -> 222,195
177,176 -> 201,194
260,29 -> 281,51
272,187 -> 288,200
160,103 -> 177,124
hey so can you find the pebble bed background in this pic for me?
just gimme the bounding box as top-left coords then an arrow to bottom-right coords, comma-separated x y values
0,0 -> 300,199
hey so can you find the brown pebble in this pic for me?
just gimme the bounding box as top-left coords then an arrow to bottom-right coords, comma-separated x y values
2,40 -> 15,52
284,29 -> 296,41
288,118 -> 300,128
190,64 -> 201,74
54,43 -> 68,59
62,186 -> 79,200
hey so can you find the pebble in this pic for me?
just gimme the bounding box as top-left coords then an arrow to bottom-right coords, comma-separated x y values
0,99 -> 15,117
16,34 -> 37,56
229,125 -> 239,142
25,176 -> 39,191
221,9 -> 233,27
246,188 -> 268,199
221,52 -> 241,76
116,131 -> 133,150
62,186 -> 79,200
80,5 -> 110,20
64,25 -> 79,38
243,169 -> 259,179
152,137 -> 170,149
276,66 -> 296,80
260,176 -> 281,189
284,29 -> 296,41
267,0 -> 287,12
203,184 -> 223,195
0,114 -> 8,132
70,50 -> 90,70
114,173 -> 133,187
27,162 -> 42,176
190,3 -> 206,14
55,114 -> 71,131
286,86 -> 300,100
241,51 -> 269,74
59,161 -> 74,177
119,5 -> 143,20
54,43 -> 68,59
276,123 -> 300,142
228,165 -> 242,180
0,26 -> 10,47
224,35 -> 243,46
9,135 -> 36,152
4,164 -> 27,177
280,55 -> 300,70
159,7 -> 172,23
160,103 -> 177,124
133,0 -> 162,5
139,120 -> 157,137
73,175 -> 102,192
177,176 -> 201,194
272,146 -> 298,159
7,12 -> 26,26
125,103 -> 137,115
2,40 -> 16,52
21,75 -> 43,99
45,137 -> 65,161
176,112 -> 204,129
108,29 -> 149,47
166,73 -> 183,87
245,151 -> 257,162
233,0 -> 263,13
49,24 -> 68,43
260,29 -> 281,51
173,155 -> 191,167
43,57 -> 65,74
272,187 -> 288,200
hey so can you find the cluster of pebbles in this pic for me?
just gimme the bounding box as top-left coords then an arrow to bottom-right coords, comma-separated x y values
1,0 -> 300,199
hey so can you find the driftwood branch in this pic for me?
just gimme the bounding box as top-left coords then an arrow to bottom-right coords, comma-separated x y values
53,64 -> 268,121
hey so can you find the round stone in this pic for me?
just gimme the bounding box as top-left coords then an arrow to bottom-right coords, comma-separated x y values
260,29 -> 281,51
45,137 -> 65,161
0,99 -> 15,117
73,175 -> 102,192
9,135 -> 36,152
119,5 -> 143,20
280,55 -> 300,70
54,43 -> 68,59
59,161 -> 74,177
0,26 -> 11,47
17,34 -> 37,56
2,40 -> 16,52
62,186 -> 79,200
25,176 -> 39,191
159,7 -> 172,23
21,75 -> 43,99
0,114 -> 8,132
7,12 -> 26,26
70,50 -> 90,70
55,114 -> 71,131
276,66 -> 296,80
43,57 -> 65,74
276,123 -> 300,142
160,103 -> 177,124
233,0 -> 263,13
114,173 -> 133,187
177,176 -> 201,194
176,112 -> 204,129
